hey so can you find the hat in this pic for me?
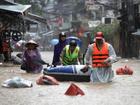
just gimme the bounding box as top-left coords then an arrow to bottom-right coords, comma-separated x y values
25,40 -> 39,47
95,32 -> 104,39
69,40 -> 77,46
59,32 -> 66,37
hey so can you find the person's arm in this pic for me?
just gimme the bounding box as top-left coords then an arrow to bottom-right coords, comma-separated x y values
35,49 -> 49,65
53,45 -> 58,56
60,47 -> 66,65
22,50 -> 27,62
104,43 -> 117,64
36,49 -> 42,59
108,44 -> 117,63
85,44 -> 93,66
77,50 -> 83,65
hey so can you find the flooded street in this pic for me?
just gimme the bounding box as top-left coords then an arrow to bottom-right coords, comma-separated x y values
0,51 -> 140,105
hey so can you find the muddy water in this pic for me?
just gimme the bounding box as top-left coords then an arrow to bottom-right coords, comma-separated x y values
0,52 -> 140,105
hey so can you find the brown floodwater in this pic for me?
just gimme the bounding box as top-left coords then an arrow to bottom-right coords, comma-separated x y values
0,52 -> 140,105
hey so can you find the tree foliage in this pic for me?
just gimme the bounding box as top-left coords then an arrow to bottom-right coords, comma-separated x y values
92,20 -> 119,41
14,0 -> 30,4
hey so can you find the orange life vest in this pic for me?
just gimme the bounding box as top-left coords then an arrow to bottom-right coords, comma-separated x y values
92,42 -> 109,68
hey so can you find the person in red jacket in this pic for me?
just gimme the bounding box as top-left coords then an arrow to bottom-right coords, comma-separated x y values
85,32 -> 117,83
2,39 -> 12,62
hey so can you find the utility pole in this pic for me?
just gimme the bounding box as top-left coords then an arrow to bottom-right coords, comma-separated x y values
118,0 -> 127,57
119,0 -> 135,58
126,0 -> 135,57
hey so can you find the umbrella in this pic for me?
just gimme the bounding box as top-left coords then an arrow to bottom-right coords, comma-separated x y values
50,39 -> 59,45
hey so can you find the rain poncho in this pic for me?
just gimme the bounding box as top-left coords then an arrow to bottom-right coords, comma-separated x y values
22,49 -> 43,73
52,37 -> 67,66
85,43 -> 117,83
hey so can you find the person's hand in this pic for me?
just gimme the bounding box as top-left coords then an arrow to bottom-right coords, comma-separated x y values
80,65 -> 89,73
103,59 -> 111,64
102,59 -> 111,66
46,63 -> 50,67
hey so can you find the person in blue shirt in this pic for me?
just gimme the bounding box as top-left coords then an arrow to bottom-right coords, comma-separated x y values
52,32 -> 67,66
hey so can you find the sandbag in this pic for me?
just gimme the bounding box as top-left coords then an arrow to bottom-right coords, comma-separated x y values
116,65 -> 133,75
36,75 -> 59,85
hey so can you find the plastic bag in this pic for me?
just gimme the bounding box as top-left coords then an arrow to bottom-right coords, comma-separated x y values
2,77 -> 33,88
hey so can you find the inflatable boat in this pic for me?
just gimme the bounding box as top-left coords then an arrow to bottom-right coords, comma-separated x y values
43,65 -> 90,82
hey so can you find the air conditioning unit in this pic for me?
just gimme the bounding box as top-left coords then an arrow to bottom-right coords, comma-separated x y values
102,17 -> 112,24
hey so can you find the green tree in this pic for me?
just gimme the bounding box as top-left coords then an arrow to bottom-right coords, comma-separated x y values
14,0 -> 30,4
92,20 -> 119,42
91,20 -> 120,54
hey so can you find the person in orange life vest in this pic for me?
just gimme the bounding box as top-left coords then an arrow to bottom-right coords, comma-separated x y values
60,40 -> 82,66
85,32 -> 117,83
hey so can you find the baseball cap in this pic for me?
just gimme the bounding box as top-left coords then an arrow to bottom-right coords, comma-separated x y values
95,32 -> 104,39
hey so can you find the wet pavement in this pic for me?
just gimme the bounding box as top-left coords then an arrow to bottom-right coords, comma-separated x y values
0,51 -> 140,105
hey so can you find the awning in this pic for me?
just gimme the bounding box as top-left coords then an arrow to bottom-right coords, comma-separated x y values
24,17 -> 39,24
0,4 -> 31,14
27,13 -> 47,24
0,0 -> 16,5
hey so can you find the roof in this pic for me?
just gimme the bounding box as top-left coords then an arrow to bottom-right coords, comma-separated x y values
0,0 -> 16,5
0,4 -> 31,14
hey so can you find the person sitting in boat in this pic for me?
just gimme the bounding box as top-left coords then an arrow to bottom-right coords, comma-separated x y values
60,39 -> 82,66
